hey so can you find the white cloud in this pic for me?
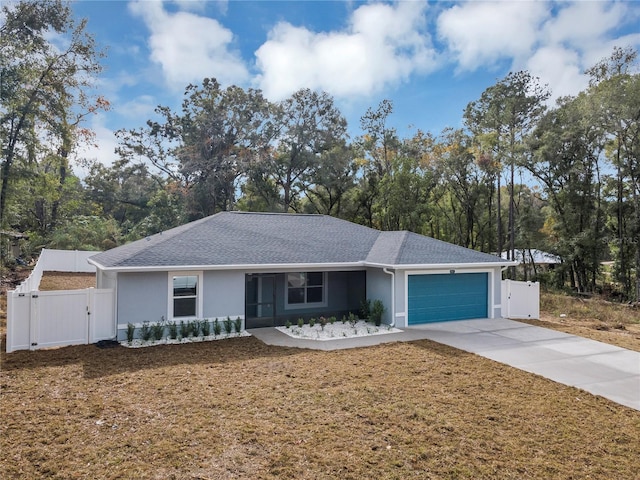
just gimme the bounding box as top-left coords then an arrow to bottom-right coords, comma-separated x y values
525,46 -> 586,101
74,114 -> 120,173
115,95 -> 158,121
128,0 -> 248,90
437,0 -> 640,104
526,1 -> 640,103
541,1 -> 626,48
170,0 -> 227,14
437,1 -> 549,70
255,2 -> 437,100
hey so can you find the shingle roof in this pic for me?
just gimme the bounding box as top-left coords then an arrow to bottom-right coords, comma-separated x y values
89,211 -> 507,269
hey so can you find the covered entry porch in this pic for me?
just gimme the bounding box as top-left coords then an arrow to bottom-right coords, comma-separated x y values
244,270 -> 366,328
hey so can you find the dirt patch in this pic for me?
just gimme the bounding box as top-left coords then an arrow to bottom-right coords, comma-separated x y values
38,271 -> 96,291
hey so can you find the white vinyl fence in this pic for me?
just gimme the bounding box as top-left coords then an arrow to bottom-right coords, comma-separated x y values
502,279 -> 540,320
6,249 -> 115,353
13,248 -> 99,294
7,288 -> 115,353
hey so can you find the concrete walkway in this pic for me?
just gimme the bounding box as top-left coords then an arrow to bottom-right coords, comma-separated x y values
249,318 -> 640,411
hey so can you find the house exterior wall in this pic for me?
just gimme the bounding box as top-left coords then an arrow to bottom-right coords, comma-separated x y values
202,270 -> 245,322
111,264 -> 504,337
365,267 -> 393,325
116,272 -> 168,337
491,268 -> 503,318
97,270 -> 117,290
115,269 -> 367,335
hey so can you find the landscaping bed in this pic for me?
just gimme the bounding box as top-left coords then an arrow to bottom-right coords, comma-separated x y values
276,318 -> 401,340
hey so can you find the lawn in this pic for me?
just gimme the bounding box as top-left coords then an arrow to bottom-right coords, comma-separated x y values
1,274 -> 639,479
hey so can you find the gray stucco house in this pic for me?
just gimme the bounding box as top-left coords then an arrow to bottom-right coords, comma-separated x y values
88,212 -> 513,341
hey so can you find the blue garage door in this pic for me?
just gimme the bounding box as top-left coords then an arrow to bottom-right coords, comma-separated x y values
408,273 -> 488,324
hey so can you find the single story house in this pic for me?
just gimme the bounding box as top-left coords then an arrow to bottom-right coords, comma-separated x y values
88,212 -> 515,341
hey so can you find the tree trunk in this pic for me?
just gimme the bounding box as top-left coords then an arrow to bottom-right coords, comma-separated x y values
497,175 -> 502,260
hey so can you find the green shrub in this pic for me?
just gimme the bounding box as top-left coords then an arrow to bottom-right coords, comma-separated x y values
234,317 -> 242,334
360,299 -> 371,319
329,316 -> 336,324
309,318 -> 316,327
341,315 -> 347,324
348,312 -> 358,326
140,321 -> 152,341
202,320 -> 211,337
179,321 -> 189,338
191,320 -> 201,337
370,299 -> 385,327
126,323 -> 135,344
168,321 -> 178,339
151,322 -> 164,341
213,318 -> 221,337
298,317 -> 304,328
285,320 -> 292,329
224,316 -> 233,335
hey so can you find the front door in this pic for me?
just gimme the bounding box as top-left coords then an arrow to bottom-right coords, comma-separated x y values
245,274 -> 276,328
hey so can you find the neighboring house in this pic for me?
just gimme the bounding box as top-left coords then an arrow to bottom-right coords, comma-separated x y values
500,249 -> 562,280
89,212 -> 515,341
500,249 -> 562,265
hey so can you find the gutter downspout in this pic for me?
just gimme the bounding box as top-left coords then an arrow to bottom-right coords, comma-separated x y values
383,268 -> 395,328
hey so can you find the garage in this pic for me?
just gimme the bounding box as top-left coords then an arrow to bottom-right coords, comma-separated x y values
408,272 -> 488,324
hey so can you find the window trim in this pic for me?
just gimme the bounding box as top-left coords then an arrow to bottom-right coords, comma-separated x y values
284,271 -> 328,310
168,271 -> 203,320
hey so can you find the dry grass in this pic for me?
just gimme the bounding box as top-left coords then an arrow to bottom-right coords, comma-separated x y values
38,271 -> 96,291
520,291 -> 640,352
1,275 -> 639,478
1,338 -> 639,479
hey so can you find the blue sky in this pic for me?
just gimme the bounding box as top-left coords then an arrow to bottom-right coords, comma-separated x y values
69,0 -> 640,167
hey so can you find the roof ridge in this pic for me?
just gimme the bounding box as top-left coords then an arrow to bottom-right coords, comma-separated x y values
365,230 -> 407,264
393,230 -> 410,264
227,211 -> 323,217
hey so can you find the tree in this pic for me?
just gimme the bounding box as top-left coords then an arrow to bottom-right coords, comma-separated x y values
527,93 -> 607,293
252,89 -> 347,212
83,158 -> 171,236
0,0 -> 106,230
303,142 -> 357,217
176,79 -> 273,217
465,72 -> 550,276
432,129 -> 491,248
375,130 -> 438,233
354,100 -> 400,229
587,47 -> 640,300
117,79 -> 274,219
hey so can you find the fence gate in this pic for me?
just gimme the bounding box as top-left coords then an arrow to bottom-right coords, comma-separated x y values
501,280 -> 540,320
7,288 -> 115,353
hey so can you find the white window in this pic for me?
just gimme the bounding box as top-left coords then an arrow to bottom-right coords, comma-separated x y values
285,272 -> 326,309
169,272 -> 203,319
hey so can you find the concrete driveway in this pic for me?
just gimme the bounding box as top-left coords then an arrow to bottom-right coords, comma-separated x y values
251,318 -> 640,411
410,318 -> 640,411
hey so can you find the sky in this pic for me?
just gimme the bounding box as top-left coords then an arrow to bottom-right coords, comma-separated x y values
69,0 -> 640,168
